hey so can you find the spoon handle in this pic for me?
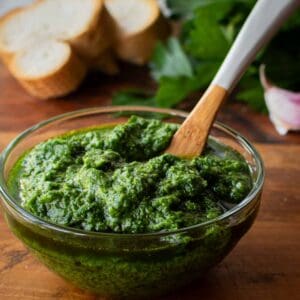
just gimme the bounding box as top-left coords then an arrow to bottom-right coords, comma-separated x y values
212,0 -> 300,91
166,0 -> 300,157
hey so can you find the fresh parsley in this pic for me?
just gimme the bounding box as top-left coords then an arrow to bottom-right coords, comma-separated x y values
113,0 -> 300,113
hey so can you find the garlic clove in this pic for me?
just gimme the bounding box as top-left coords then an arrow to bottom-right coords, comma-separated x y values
259,65 -> 300,135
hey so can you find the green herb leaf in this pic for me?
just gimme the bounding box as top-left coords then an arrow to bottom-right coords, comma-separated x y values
155,76 -> 200,107
112,90 -> 156,107
112,1 -> 299,114
194,61 -> 221,88
182,5 -> 231,60
261,27 -> 300,90
150,38 -> 194,81
237,75 -> 267,113
166,0 -> 238,19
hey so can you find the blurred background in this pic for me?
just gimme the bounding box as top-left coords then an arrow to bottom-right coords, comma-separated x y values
0,0 -> 299,135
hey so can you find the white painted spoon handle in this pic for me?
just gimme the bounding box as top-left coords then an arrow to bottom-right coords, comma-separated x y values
212,0 -> 300,92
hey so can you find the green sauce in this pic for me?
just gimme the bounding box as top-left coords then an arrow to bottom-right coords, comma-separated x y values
5,116 -> 257,298
8,116 -> 252,234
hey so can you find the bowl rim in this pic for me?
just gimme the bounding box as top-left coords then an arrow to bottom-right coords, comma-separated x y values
0,106 -> 265,238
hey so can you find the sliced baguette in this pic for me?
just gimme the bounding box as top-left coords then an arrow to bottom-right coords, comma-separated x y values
0,0 -> 109,64
105,0 -> 170,64
9,40 -> 87,99
67,1 -> 114,63
0,0 -> 111,98
0,0 -> 170,99
0,6 -> 28,64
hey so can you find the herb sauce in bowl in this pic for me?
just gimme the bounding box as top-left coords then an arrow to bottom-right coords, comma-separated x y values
0,107 -> 263,298
9,116 -> 252,234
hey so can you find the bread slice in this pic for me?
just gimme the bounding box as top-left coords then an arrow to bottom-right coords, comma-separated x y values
105,0 -> 170,64
9,40 -> 87,99
0,0 -> 170,98
0,0 -> 110,98
90,50 -> 119,74
67,1 -> 114,64
0,0 -> 110,63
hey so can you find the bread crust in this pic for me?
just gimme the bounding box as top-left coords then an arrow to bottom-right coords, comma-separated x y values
10,42 -> 87,99
91,49 -> 119,74
0,7 -> 26,64
0,0 -> 170,98
114,13 -> 170,64
70,5 -> 114,63
0,0 -> 107,98
105,0 -> 170,65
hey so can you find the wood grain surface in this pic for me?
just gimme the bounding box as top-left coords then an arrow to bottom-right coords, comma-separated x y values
0,62 -> 300,300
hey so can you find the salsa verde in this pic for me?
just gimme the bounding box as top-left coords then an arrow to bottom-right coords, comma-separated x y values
9,116 -> 252,233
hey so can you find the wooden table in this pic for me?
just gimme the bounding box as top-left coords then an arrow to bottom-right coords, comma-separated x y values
0,63 -> 300,300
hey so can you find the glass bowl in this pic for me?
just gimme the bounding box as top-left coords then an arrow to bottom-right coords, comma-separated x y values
0,106 -> 264,299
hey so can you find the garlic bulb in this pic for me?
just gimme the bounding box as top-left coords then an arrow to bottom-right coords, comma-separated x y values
259,65 -> 300,135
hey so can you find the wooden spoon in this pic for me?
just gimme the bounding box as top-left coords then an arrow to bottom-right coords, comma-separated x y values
165,0 -> 300,157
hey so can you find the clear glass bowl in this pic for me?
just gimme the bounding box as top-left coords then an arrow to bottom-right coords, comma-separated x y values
0,106 -> 264,299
